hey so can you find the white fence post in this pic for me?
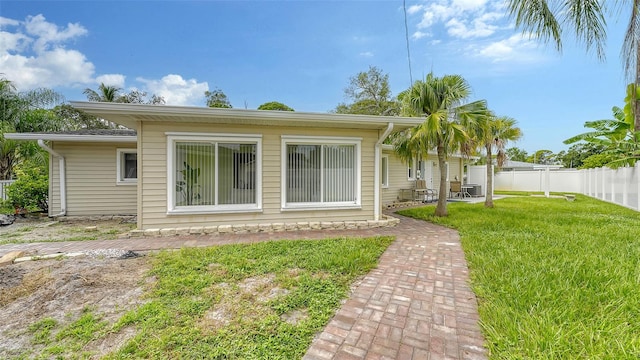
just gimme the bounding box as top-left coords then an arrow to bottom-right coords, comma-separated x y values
623,167 -> 629,206
600,167 -> 607,200
0,180 -> 15,201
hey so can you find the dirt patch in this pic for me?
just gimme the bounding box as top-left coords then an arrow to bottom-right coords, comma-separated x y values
0,217 -> 135,244
0,255 -> 152,358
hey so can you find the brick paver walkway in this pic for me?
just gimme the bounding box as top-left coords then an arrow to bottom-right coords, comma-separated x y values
0,213 -> 487,359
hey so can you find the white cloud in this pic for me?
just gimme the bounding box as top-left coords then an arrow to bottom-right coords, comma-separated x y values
476,34 -> 540,62
137,74 -> 209,106
0,17 -> 20,27
359,51 -> 374,57
24,14 -> 87,52
96,74 -> 126,88
407,5 -> 424,15
0,14 -> 95,90
412,31 -> 429,40
412,0 -> 506,39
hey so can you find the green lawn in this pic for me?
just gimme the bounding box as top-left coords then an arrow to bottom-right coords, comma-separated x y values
399,195 -> 640,359
26,236 -> 392,359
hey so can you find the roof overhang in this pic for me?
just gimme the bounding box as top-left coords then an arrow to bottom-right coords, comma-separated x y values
70,101 -> 424,131
4,133 -> 137,143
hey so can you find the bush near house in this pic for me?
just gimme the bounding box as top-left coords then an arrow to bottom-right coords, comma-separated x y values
6,161 -> 48,213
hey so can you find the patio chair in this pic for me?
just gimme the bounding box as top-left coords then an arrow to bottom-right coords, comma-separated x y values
415,179 -> 437,203
449,181 -> 462,198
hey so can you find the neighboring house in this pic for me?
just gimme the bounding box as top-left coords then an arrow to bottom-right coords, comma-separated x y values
7,102 -> 465,231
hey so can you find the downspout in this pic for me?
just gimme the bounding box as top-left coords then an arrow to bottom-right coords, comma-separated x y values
37,140 -> 66,217
374,123 -> 394,221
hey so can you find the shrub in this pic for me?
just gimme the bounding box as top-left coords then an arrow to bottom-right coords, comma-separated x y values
6,162 -> 48,213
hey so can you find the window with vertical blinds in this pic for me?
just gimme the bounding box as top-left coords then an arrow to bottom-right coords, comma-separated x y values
167,134 -> 261,213
282,136 -> 360,209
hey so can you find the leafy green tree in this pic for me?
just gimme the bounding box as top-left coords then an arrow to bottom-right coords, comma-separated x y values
257,101 -> 294,111
393,73 -> 487,216
205,88 -> 232,108
506,0 -> 640,130
581,152 -> 620,168
558,143 -> 606,168
506,147 -> 529,162
527,149 -> 556,164
6,159 -> 49,212
565,84 -> 640,168
335,66 -> 400,116
84,83 -> 165,104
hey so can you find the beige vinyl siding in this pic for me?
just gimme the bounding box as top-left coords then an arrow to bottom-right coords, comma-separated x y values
381,150 -> 464,205
138,121 -> 376,230
381,151 -> 415,205
49,142 -> 137,216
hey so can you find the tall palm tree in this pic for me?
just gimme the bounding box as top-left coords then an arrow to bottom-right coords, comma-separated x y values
479,115 -> 522,208
507,1 -> 640,130
394,73 -> 487,216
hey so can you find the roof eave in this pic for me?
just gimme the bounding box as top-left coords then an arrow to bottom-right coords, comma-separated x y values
70,101 -> 424,130
4,133 -> 137,143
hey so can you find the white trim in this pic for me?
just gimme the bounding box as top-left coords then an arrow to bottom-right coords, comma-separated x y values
71,101 -> 424,131
381,155 -> 389,188
116,149 -> 138,185
281,135 -> 361,210
37,140 -> 66,217
5,133 -> 137,142
166,133 -> 262,214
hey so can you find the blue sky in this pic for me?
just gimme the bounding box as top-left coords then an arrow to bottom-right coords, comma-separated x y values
0,1 -> 633,154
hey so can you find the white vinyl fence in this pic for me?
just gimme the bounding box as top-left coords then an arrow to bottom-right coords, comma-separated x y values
467,164 -> 640,211
0,180 -> 15,201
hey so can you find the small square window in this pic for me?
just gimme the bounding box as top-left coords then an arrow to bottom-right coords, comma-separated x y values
117,149 -> 137,185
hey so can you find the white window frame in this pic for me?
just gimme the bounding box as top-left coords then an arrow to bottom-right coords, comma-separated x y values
381,155 -> 389,188
407,157 -> 417,181
281,135 -> 361,211
166,132 -> 262,215
116,149 -> 137,185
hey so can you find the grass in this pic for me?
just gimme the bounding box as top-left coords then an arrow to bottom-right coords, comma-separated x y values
398,195 -> 640,358
17,236 -> 392,359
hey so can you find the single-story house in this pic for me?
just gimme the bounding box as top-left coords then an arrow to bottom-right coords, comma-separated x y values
7,102 -> 465,233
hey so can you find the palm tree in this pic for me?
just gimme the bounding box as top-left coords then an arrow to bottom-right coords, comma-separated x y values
394,73 -> 487,216
479,115 -> 522,208
83,83 -> 123,103
0,77 -> 64,179
507,1 -> 640,130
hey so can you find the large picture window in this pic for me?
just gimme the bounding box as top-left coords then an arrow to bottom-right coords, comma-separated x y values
167,133 -> 261,213
282,136 -> 361,210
